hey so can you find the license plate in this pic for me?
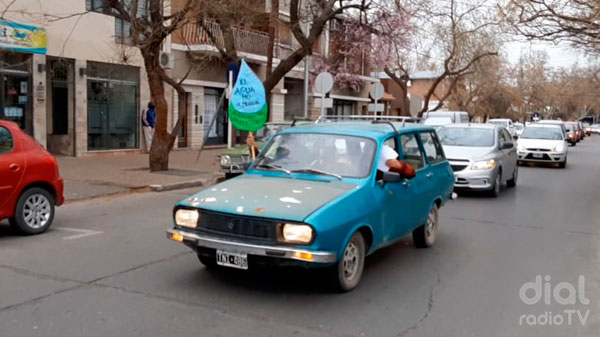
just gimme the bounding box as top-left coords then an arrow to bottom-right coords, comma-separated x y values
216,250 -> 248,270
533,153 -> 543,158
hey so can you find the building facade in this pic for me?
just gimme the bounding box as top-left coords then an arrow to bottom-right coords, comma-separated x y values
0,0 -> 152,156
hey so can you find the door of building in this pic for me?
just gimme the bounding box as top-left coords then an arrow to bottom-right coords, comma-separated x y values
203,88 -> 228,145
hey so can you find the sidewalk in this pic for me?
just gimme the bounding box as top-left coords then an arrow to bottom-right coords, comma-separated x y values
57,148 -> 224,202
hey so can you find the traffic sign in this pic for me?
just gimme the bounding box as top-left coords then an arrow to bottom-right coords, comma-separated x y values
315,72 -> 334,94
315,98 -> 334,108
368,103 -> 384,112
370,83 -> 384,101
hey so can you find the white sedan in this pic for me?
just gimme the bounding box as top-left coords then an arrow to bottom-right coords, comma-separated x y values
517,124 -> 568,168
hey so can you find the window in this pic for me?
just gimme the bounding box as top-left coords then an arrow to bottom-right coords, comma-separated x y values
420,132 -> 444,163
400,133 -> 425,170
460,114 -> 469,123
86,0 -> 113,15
331,100 -> 354,116
115,17 -> 133,45
194,104 -> 202,124
501,129 -> 512,144
0,126 -> 13,154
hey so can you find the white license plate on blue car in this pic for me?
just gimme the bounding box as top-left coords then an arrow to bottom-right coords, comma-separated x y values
216,250 -> 248,270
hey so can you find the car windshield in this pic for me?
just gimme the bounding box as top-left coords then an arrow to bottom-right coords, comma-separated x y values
254,133 -> 376,178
566,124 -> 577,131
424,117 -> 452,126
437,127 -> 495,147
254,124 -> 291,141
520,127 -> 564,140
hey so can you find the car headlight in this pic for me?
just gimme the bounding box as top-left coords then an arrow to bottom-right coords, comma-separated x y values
174,209 -> 199,228
552,145 -> 564,153
472,159 -> 496,170
220,155 -> 231,166
281,224 -> 314,244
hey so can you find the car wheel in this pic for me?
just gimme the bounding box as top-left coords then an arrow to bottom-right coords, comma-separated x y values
328,232 -> 366,292
488,171 -> 502,198
507,165 -> 518,188
197,253 -> 217,269
559,159 -> 567,169
413,204 -> 439,248
9,187 -> 55,235
571,141 -> 576,146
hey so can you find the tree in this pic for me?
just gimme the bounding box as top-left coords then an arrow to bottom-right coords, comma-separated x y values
196,0 -> 370,93
505,0 -> 600,52
107,0 -> 197,171
383,0 -> 500,116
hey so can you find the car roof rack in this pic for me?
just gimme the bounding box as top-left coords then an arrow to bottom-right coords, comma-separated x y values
291,118 -> 316,126
315,115 -> 422,124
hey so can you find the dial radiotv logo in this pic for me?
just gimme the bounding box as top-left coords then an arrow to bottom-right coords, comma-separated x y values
518,275 -> 591,326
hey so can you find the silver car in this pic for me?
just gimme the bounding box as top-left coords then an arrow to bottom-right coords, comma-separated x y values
437,124 -> 518,197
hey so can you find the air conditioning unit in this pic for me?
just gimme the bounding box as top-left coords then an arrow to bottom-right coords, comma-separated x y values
159,52 -> 174,69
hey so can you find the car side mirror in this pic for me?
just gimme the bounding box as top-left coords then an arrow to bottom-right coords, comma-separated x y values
501,142 -> 514,150
382,171 -> 402,184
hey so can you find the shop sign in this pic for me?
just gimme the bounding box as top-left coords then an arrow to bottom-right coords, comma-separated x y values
0,20 -> 47,54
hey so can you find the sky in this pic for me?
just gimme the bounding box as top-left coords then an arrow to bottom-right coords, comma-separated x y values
504,40 -> 591,69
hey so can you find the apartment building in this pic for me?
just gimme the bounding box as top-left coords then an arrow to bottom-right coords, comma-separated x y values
0,0 -> 154,156
169,0 -> 380,148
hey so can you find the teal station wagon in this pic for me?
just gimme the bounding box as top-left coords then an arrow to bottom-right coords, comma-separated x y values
167,120 -> 455,291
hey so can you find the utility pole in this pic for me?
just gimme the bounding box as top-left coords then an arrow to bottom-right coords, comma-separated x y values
266,0 -> 279,120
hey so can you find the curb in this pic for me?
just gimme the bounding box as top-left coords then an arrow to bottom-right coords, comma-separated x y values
149,174 -> 223,192
65,175 -> 223,204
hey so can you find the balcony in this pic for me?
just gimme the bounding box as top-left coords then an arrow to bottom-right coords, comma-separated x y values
178,20 -> 292,59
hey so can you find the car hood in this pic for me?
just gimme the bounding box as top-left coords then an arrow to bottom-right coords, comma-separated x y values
442,145 -> 496,161
517,138 -> 563,150
222,142 -> 266,156
178,175 -> 359,222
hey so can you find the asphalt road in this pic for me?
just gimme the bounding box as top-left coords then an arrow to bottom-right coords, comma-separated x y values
1,138 -> 599,337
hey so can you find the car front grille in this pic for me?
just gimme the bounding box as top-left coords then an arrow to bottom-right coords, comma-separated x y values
525,153 -> 552,161
197,211 -> 278,242
448,159 -> 470,172
228,155 -> 251,164
526,148 -> 550,152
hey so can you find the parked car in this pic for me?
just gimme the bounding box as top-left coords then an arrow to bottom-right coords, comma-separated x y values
591,124 -> 600,134
514,122 -> 525,138
422,111 -> 469,126
488,118 -> 516,137
438,124 -> 518,197
220,122 -> 297,179
0,121 -> 64,234
517,124 -> 568,168
167,121 -> 455,291
564,123 -> 578,146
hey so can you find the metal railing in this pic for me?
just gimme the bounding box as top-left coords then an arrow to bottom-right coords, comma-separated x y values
181,20 -> 280,58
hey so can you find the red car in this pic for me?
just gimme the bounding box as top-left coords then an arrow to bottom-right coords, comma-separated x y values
0,121 -> 64,235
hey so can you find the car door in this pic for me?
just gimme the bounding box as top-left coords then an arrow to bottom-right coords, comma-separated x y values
376,136 -> 417,245
397,132 -> 431,235
0,125 -> 24,215
419,130 -> 453,199
499,129 -> 517,180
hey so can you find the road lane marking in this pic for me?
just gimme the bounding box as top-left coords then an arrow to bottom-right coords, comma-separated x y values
56,227 -> 103,240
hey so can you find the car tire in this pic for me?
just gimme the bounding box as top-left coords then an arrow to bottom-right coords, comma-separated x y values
197,253 -> 217,269
328,232 -> 366,292
413,204 -> 439,248
559,159 -> 567,169
571,142 -> 576,146
488,170 -> 502,198
9,187 -> 55,235
507,165 -> 518,188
